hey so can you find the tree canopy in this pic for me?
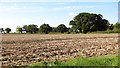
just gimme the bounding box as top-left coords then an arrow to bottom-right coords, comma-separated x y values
69,13 -> 109,33
56,24 -> 68,33
39,24 -> 52,34
5,28 -> 11,33
0,28 -> 4,33
23,24 -> 38,34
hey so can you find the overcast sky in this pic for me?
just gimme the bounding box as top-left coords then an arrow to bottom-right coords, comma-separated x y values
0,0 -> 119,32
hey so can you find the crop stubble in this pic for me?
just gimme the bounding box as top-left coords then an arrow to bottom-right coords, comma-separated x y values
1,34 -> 118,66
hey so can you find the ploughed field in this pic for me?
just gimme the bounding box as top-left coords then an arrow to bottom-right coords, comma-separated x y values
1,34 -> 118,66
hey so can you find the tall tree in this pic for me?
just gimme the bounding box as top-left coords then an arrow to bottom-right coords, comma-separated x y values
39,24 -> 52,34
56,24 -> 68,33
69,12 -> 109,33
27,24 -> 38,34
22,24 -> 38,34
23,25 -> 28,33
5,28 -> 11,33
0,28 -> 4,33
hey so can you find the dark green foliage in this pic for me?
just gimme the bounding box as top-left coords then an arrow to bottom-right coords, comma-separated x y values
39,24 -> 52,34
0,28 -> 4,33
108,24 -> 114,30
23,24 -> 38,34
52,27 -> 57,32
5,28 -> 11,33
94,22 -> 120,33
28,25 -> 38,34
23,25 -> 28,32
69,13 -> 110,33
56,24 -> 68,33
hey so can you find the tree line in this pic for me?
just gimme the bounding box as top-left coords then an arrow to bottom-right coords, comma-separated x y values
0,12 -> 119,34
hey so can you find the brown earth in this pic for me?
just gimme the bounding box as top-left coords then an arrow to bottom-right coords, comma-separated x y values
1,34 -> 118,66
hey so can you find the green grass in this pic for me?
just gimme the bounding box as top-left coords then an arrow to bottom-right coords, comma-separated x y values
27,55 -> 118,67
87,31 -> 120,34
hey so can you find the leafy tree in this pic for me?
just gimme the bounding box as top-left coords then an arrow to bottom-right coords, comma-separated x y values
28,25 -> 38,34
39,24 -> 52,34
23,25 -> 28,33
23,24 -> 38,34
0,28 -> 4,33
69,20 -> 78,33
16,26 -> 23,34
69,12 -> 109,33
52,27 -> 57,32
108,24 -> 114,30
56,24 -> 68,33
5,28 -> 11,33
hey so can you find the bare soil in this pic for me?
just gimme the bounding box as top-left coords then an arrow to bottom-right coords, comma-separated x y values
1,34 -> 118,66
